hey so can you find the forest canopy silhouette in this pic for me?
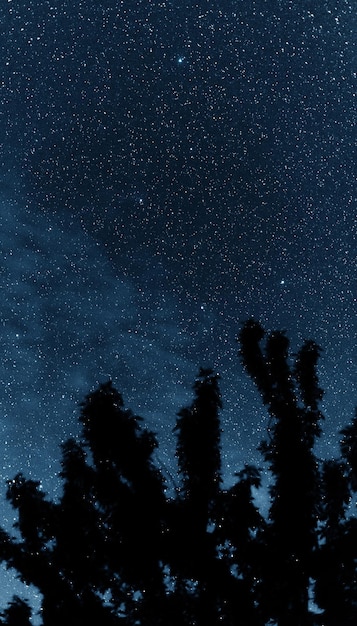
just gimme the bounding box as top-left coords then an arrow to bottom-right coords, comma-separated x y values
0,320 -> 356,626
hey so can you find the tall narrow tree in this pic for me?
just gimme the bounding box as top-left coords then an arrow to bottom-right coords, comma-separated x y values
239,320 -> 323,626
78,380 -> 167,625
172,368 -> 222,626
0,326 -> 354,625
218,464 -> 265,626
314,459 -> 355,625
175,368 -> 222,511
0,381 -> 167,626
1,474 -> 90,626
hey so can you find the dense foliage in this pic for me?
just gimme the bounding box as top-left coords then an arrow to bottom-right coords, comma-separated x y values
0,321 -> 356,625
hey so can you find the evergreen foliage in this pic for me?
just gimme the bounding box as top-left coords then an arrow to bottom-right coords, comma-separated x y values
239,321 -> 323,625
0,322 -> 355,626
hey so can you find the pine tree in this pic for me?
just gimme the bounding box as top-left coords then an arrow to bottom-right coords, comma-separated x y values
78,380 -> 167,625
239,320 -> 323,626
0,381 -> 166,626
0,325 -> 354,625
175,368 -> 222,512
318,410 -> 357,625
2,467 -> 118,626
172,368 -> 223,626
314,459 -> 356,625
218,464 -> 265,626
1,475 -> 82,626
56,438 -> 101,593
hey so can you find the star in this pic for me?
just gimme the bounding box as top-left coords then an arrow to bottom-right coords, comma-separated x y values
0,0 -> 354,611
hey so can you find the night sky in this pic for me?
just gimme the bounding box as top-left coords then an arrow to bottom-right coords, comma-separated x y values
0,0 -> 356,613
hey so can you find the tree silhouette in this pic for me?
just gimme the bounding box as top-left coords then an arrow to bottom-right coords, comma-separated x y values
314,459 -> 357,625
77,380 -> 167,624
0,381 -> 167,626
2,474 -> 79,626
171,368 -> 264,625
318,409 -> 357,625
239,320 -> 324,626
175,368 -> 222,503
0,322 -> 355,626
170,368 -> 223,626
218,464 -> 265,625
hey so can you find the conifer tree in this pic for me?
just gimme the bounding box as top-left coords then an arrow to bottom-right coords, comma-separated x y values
314,459 -> 356,625
175,368 -> 222,513
2,474 -> 75,626
172,368 -> 223,626
77,380 -> 167,624
239,320 -> 323,626
0,381 -> 166,626
319,410 -> 357,624
0,324 -> 354,626
218,464 -> 265,626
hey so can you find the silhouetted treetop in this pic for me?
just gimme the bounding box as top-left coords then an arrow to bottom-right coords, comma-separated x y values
0,321 -> 354,626
239,320 -> 326,626
79,380 -> 161,490
175,367 -> 222,503
294,339 -> 324,411
6,474 -> 55,551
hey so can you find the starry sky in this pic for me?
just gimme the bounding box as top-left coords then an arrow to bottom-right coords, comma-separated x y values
0,0 -> 356,613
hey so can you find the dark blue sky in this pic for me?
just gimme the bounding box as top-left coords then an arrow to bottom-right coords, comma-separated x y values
0,0 -> 355,614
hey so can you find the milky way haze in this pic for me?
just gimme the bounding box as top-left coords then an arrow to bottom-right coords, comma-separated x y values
0,0 -> 355,612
